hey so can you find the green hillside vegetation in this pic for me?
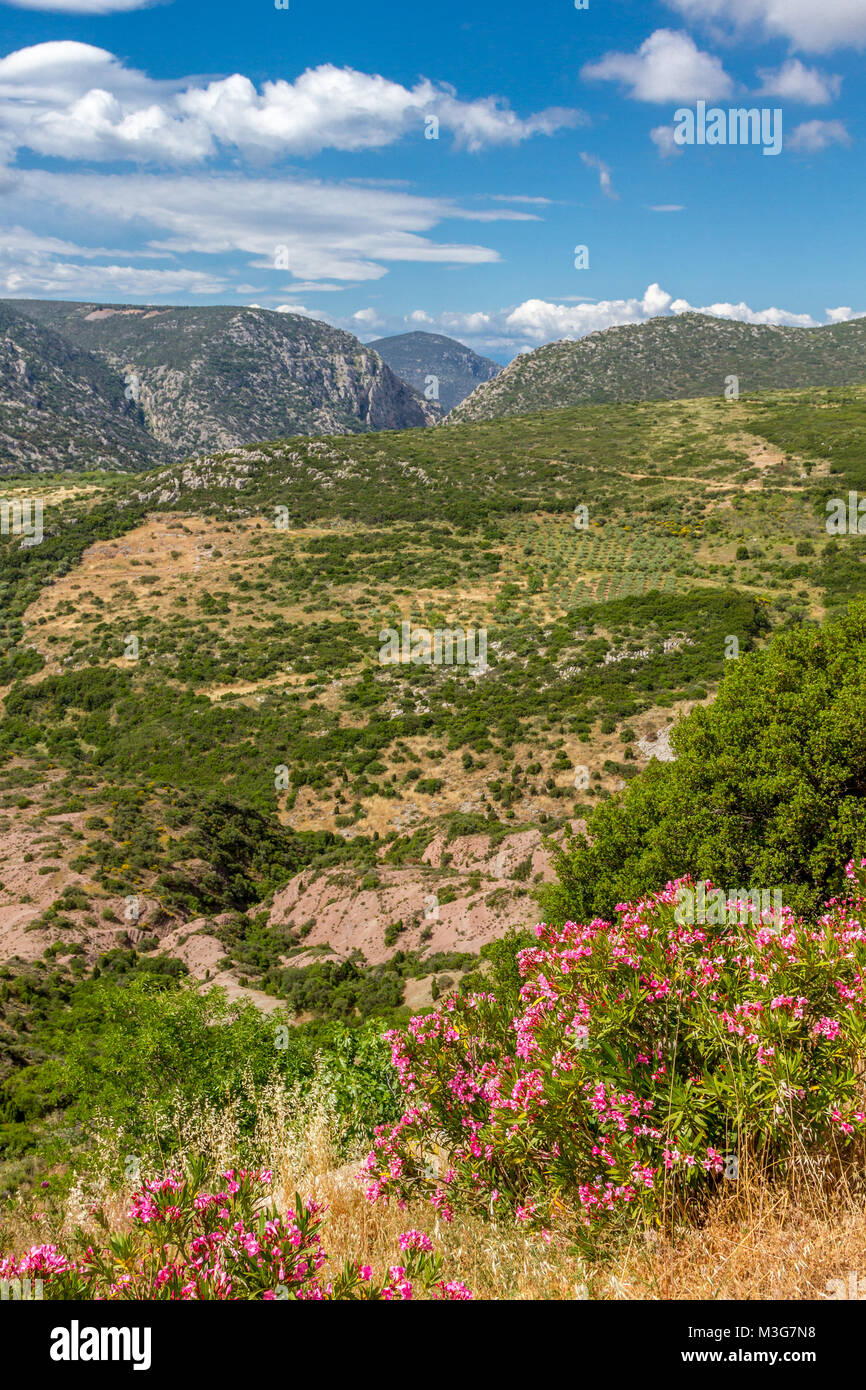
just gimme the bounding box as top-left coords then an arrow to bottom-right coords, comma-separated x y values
543,599 -> 866,924
0,304 -> 158,473
449,312 -> 866,421
2,381 -> 866,1175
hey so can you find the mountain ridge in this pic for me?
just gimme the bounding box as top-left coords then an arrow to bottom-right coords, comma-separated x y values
0,301 -> 162,474
0,299 -> 437,473
369,330 -> 501,412
448,311 -> 866,422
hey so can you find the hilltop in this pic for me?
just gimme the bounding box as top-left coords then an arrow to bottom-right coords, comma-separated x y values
369,330 -> 501,412
449,312 -> 866,421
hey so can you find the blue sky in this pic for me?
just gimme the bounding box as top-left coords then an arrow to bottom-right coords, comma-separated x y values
0,0 -> 863,360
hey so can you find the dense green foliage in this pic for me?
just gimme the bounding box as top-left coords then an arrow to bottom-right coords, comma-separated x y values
0,963 -> 401,1164
544,600 -> 866,923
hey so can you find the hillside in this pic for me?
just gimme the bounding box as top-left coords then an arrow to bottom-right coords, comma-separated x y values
1,300 -> 437,472
3,382 -> 866,1308
0,303 -> 161,475
449,312 -> 866,421
369,330 -> 500,412
1,381 -> 864,1015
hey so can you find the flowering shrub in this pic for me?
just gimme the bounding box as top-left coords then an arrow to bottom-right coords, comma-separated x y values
1,1164 -> 470,1300
364,866 -> 866,1236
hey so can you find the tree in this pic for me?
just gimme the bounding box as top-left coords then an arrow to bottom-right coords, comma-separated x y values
543,600 -> 866,923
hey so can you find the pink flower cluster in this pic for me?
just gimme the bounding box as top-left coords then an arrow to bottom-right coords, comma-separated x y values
363,871 -> 866,1231
3,1170 -> 471,1302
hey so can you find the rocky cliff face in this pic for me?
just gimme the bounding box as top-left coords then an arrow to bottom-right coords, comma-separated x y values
1,300 -> 438,471
0,303 -> 158,474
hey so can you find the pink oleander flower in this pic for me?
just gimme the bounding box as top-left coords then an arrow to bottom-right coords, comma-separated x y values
397,1230 -> 433,1253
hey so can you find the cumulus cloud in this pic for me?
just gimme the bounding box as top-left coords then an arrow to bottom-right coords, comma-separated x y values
399,285 -> 865,355
755,60 -> 842,104
273,304 -> 334,323
665,0 -> 866,53
668,295 -> 817,327
581,30 -> 733,103
0,43 -> 584,164
788,119 -> 851,151
492,285 -> 675,342
352,307 -> 385,328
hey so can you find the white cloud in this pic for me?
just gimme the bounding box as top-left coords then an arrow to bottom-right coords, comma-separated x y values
273,304 -> 334,323
5,0 -> 156,10
755,59 -> 842,104
6,166 -> 506,285
788,119 -> 851,151
0,257 -> 226,297
580,152 -> 618,199
404,285 -> 866,356
352,307 -> 385,328
669,295 -> 817,326
665,0 -> 866,53
650,123 -> 683,158
650,124 -> 683,158
438,311 -> 495,334
0,221 -> 228,295
274,281 -> 348,293
505,285 -> 674,341
650,204 -> 685,212
0,43 -> 584,164
581,30 -> 733,103
485,194 -> 554,205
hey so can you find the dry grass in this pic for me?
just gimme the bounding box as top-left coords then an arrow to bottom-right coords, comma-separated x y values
5,1089 -> 866,1300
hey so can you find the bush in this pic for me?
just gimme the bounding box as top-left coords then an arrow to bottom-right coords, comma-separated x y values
544,600 -> 866,924
1,1166 -> 471,1301
363,863 -> 866,1243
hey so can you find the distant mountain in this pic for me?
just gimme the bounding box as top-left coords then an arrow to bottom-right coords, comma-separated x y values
448,312 -> 866,422
1,300 -> 437,472
369,331 -> 500,413
0,302 -> 160,475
